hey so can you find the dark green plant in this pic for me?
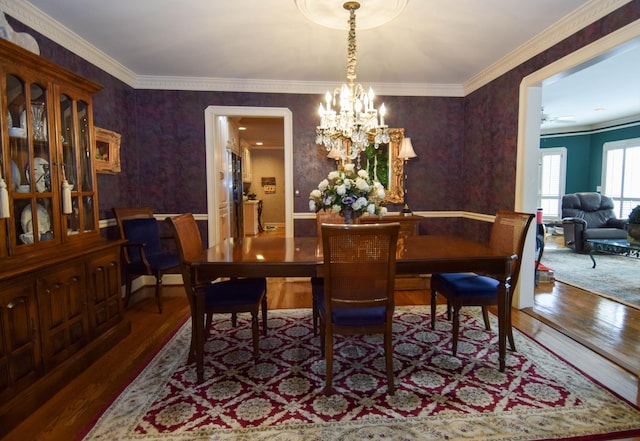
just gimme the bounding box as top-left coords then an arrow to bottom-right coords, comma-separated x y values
629,205 -> 640,224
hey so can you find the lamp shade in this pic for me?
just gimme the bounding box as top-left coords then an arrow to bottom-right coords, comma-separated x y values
398,137 -> 417,159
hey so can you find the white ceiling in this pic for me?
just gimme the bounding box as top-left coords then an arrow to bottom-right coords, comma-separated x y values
540,42 -> 640,131
6,0 -> 640,133
19,0 -> 588,84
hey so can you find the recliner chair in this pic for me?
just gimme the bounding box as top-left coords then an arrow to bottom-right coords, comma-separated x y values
561,192 -> 627,253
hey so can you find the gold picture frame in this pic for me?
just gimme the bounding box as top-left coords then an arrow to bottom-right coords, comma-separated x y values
382,127 -> 404,204
94,127 -> 121,174
360,128 -> 404,204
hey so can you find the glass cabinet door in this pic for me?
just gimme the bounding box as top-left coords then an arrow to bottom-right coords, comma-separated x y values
58,92 -> 96,238
5,73 -> 57,252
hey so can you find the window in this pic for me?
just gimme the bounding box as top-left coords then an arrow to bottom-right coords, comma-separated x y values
602,138 -> 640,218
538,147 -> 566,220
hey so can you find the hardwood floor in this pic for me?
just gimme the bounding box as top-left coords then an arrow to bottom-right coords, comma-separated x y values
527,234 -> 640,376
4,261 -> 640,440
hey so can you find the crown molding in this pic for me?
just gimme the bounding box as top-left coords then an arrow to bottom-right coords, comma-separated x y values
3,0 -> 630,96
540,115 -> 640,137
463,0 -> 633,95
134,75 -> 464,97
1,0 -> 138,86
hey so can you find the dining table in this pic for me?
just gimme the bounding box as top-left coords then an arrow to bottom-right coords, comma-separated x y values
187,234 -> 516,383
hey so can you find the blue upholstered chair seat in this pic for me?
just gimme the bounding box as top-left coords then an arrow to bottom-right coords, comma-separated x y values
430,273 -> 499,304
203,278 -> 267,308
317,290 -> 387,327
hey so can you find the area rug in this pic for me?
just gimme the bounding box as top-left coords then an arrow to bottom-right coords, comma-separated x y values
541,246 -> 640,309
80,307 -> 640,441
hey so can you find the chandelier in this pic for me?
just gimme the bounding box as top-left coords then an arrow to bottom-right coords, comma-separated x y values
315,1 -> 390,163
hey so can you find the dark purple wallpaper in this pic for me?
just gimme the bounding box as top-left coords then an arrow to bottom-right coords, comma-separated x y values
462,1 -> 640,217
7,2 -> 640,240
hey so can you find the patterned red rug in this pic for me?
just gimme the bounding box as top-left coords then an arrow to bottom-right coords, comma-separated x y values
80,306 -> 640,440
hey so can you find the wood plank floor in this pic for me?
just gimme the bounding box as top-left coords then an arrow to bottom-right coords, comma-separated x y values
4,271 -> 640,440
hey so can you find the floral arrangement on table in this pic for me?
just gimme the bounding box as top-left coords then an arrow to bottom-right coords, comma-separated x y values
309,163 -> 387,222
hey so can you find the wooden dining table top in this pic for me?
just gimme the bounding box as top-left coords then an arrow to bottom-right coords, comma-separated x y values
190,235 -> 514,279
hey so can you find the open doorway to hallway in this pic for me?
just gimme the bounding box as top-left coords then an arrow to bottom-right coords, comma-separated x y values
204,106 -> 293,246
236,117 -> 286,235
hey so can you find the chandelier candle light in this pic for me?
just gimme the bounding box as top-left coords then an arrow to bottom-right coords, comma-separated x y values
316,2 -> 390,163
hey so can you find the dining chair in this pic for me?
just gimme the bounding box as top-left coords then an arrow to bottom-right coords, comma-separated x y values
166,212 -> 267,365
311,210 -> 343,335
318,222 -> 400,395
113,207 -> 180,313
430,210 -> 534,356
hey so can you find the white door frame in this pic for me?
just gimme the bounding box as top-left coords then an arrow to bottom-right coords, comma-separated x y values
204,106 -> 294,245
515,21 -> 640,308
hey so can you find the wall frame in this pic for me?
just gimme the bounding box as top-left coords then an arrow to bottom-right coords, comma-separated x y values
361,128 -> 404,204
94,127 -> 121,173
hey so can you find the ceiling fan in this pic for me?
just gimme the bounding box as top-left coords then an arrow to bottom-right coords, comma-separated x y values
540,107 -> 576,125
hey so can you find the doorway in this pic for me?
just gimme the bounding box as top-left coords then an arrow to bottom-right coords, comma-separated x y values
515,21 -> 640,308
204,106 -> 294,246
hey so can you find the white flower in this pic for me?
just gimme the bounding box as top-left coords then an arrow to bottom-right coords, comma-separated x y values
355,177 -> 369,191
380,206 -> 388,215
309,165 -> 387,218
318,179 -> 329,191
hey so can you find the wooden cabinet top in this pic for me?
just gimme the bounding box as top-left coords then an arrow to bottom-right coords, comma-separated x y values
0,38 -> 101,94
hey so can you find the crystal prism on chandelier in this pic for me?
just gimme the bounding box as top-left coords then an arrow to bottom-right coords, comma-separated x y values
315,1 -> 390,163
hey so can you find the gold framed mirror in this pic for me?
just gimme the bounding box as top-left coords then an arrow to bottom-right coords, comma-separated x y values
360,128 -> 404,204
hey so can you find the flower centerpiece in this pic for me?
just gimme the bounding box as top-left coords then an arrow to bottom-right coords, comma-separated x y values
309,163 -> 387,223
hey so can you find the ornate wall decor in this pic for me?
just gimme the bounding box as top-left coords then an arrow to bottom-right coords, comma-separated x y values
95,127 -> 122,173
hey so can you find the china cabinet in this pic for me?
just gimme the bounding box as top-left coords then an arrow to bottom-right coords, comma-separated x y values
0,38 -> 129,436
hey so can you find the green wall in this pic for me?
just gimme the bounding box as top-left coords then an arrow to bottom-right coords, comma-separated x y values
540,123 -> 640,194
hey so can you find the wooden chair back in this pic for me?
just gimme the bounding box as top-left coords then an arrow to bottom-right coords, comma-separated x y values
166,213 -> 204,297
316,210 -> 342,240
113,207 -> 155,262
321,223 -> 400,311
489,210 -> 535,296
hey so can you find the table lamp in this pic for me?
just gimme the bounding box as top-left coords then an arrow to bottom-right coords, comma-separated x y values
398,137 -> 417,216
